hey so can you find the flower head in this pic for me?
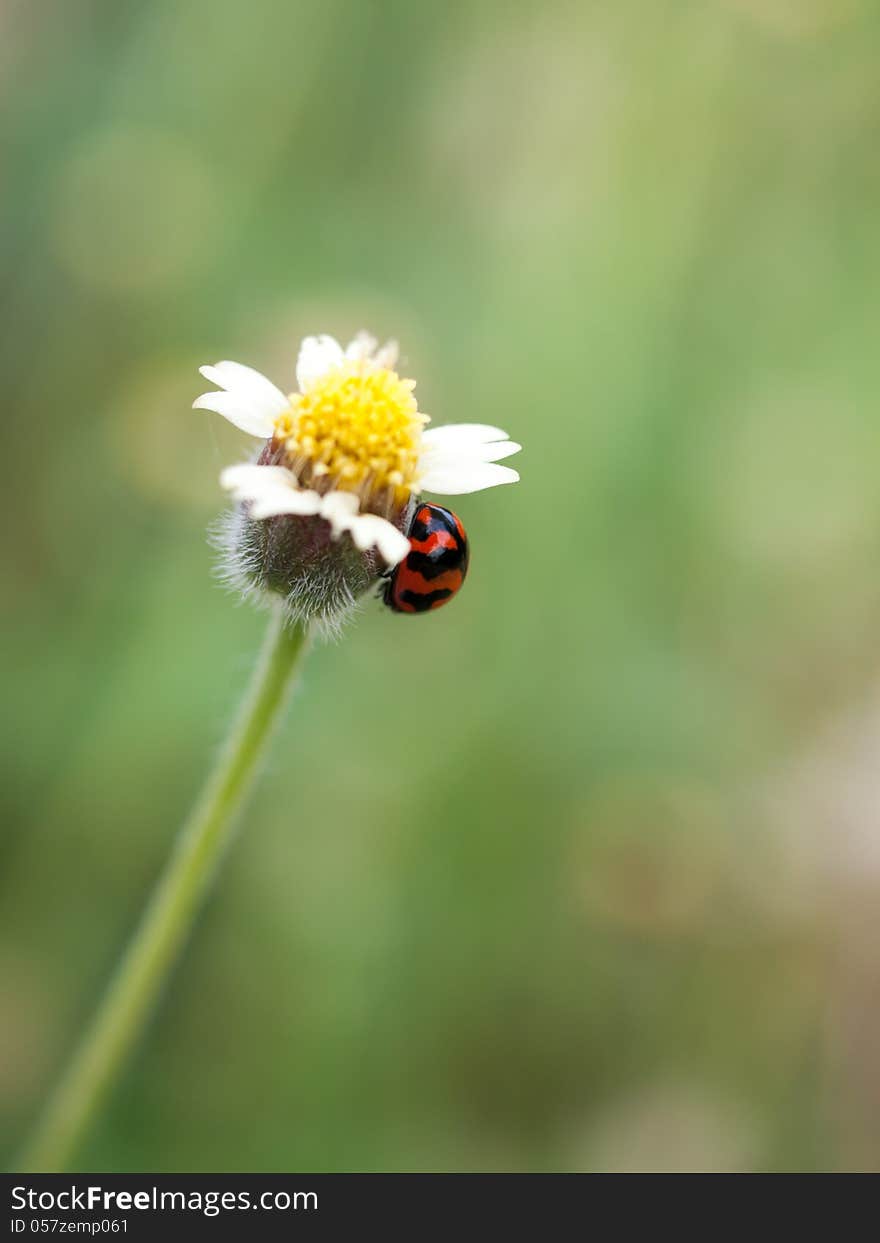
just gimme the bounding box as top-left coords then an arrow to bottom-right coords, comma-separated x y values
195,332 -> 520,630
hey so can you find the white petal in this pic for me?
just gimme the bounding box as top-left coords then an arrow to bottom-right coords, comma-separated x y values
420,439 -> 522,467
318,490 -> 409,565
296,334 -> 344,391
320,490 -> 360,535
321,490 -> 359,514
419,459 -> 520,495
193,391 -> 276,438
248,488 -> 324,519
220,463 -> 296,493
472,439 -> 521,462
345,513 -> 411,565
199,361 -> 289,416
374,339 -> 399,368
345,331 -> 378,361
421,423 -> 510,449
220,462 -> 323,519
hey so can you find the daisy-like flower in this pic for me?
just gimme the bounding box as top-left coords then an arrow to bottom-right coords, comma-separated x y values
194,332 -> 521,630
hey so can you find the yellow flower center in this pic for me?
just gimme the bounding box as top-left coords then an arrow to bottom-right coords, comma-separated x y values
273,361 -> 428,512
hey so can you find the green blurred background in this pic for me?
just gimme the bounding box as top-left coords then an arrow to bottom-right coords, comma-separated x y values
3,0 -> 880,1172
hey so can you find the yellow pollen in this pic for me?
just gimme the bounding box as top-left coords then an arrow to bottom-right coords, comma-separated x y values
273,362 -> 428,511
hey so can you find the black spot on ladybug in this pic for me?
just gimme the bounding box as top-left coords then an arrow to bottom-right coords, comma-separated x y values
395,586 -> 454,611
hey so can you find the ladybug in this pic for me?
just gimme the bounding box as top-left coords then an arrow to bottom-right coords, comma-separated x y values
383,503 -> 469,613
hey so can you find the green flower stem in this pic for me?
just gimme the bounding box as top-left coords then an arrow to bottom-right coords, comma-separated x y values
16,606 -> 309,1172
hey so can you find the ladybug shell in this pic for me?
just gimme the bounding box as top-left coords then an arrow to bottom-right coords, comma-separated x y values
383,503 -> 469,613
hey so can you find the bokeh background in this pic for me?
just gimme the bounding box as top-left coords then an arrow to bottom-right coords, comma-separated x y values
3,0 -> 880,1173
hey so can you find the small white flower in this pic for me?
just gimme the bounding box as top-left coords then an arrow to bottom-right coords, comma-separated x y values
195,332 -> 520,568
